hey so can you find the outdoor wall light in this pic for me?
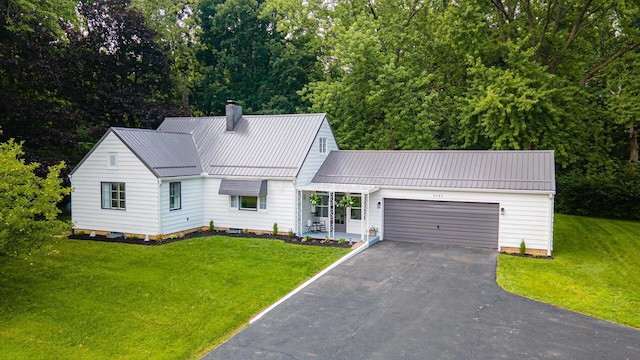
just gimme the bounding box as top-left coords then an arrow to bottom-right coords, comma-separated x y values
377,201 -> 381,208
500,207 -> 505,215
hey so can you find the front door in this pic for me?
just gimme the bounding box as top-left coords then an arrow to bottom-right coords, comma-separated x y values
334,195 -> 346,232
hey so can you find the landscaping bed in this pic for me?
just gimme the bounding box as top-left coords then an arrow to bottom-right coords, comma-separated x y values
68,230 -> 354,248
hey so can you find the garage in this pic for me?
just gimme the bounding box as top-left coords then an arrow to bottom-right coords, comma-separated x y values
383,199 -> 499,249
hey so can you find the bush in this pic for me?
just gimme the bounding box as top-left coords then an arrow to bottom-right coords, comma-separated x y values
272,222 -> 278,236
338,238 -> 346,245
155,234 -> 164,244
0,140 -> 71,260
519,240 -> 526,256
209,220 -> 214,232
556,165 -> 640,220
287,230 -> 294,238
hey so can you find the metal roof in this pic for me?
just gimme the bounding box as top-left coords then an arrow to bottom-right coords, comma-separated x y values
218,179 -> 267,196
312,150 -> 556,192
112,128 -> 202,178
158,114 -> 326,178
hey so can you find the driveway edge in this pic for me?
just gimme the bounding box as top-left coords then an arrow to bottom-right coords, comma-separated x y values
249,241 -> 370,324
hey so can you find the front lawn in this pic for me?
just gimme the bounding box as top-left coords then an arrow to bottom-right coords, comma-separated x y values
497,214 -> 640,328
0,236 -> 350,359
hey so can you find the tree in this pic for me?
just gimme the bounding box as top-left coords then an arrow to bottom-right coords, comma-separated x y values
73,0 -> 184,130
193,0 -> 318,115
0,140 -> 71,261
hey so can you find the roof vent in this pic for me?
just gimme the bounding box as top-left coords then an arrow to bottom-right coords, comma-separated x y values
226,100 -> 242,131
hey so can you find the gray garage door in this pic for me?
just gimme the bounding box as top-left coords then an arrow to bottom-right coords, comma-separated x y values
383,199 -> 499,249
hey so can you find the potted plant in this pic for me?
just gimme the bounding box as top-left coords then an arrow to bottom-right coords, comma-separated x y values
309,193 -> 322,206
338,195 -> 354,208
369,226 -> 378,236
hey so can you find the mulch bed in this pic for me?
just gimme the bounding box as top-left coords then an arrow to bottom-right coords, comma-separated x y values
67,230 -> 354,248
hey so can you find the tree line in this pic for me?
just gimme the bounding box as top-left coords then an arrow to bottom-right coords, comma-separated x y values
2,0 -> 640,189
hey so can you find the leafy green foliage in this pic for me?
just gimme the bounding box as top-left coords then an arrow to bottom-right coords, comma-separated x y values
519,240 -> 526,256
0,141 -> 71,260
556,165 -> 640,220
192,0 -> 317,115
272,222 -> 278,236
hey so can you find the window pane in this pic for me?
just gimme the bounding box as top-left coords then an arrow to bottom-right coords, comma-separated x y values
170,182 -> 181,210
259,195 -> 267,210
241,196 -> 257,209
351,208 -> 361,220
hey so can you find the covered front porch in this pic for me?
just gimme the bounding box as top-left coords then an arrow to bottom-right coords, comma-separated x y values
296,183 -> 380,243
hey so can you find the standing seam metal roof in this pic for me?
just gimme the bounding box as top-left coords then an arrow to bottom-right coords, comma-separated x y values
112,128 -> 202,178
157,114 -> 326,178
311,150 -> 555,192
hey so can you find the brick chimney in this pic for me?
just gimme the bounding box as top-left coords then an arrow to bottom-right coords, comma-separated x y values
226,100 -> 242,131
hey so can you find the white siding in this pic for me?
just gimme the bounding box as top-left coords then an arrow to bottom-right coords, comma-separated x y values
159,178 -> 205,234
370,188 -> 553,253
70,132 -> 159,235
296,117 -> 339,185
204,178 -> 296,233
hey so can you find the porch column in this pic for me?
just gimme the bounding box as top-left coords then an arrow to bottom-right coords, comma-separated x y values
296,190 -> 302,235
329,191 -> 335,240
362,191 -> 369,242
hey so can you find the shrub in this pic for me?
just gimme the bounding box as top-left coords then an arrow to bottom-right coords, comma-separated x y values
303,235 -> 312,243
243,229 -> 249,234
288,230 -> 294,238
556,166 -> 640,220
338,238 -> 346,245
272,222 -> 278,236
325,235 -> 330,243
77,230 -> 86,236
197,227 -> 204,233
155,234 -> 164,244
519,239 -> 526,256
129,234 -> 139,240
0,140 -> 72,260
169,234 -> 178,240
209,220 -> 214,232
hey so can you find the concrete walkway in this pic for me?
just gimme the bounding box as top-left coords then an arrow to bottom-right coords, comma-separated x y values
203,241 -> 640,359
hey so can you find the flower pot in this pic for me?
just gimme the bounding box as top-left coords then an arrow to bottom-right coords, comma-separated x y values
369,231 -> 377,236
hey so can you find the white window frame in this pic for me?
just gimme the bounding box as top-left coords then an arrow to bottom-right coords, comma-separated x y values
230,195 -> 266,211
350,194 -> 362,220
319,137 -> 327,154
169,182 -> 181,211
230,195 -> 238,209
316,194 -> 329,217
101,182 -> 125,210
108,153 -> 118,169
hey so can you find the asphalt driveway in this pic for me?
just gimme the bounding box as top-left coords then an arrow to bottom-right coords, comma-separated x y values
204,241 -> 640,359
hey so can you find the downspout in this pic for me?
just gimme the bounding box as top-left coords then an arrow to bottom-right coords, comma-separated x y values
157,178 -> 163,236
548,194 -> 554,256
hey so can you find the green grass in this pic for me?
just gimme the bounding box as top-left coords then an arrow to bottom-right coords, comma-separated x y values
0,236 -> 350,359
497,214 -> 640,328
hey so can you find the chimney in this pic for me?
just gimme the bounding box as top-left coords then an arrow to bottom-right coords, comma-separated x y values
226,100 -> 242,131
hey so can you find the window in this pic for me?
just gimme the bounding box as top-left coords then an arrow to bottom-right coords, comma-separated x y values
316,194 -> 329,217
319,137 -> 327,154
108,153 -> 118,169
259,195 -> 267,210
101,182 -> 125,210
169,182 -> 181,210
350,195 -> 362,220
240,196 -> 257,210
230,195 -> 266,211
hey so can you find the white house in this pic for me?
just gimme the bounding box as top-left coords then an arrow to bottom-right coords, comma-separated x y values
70,102 -> 556,255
